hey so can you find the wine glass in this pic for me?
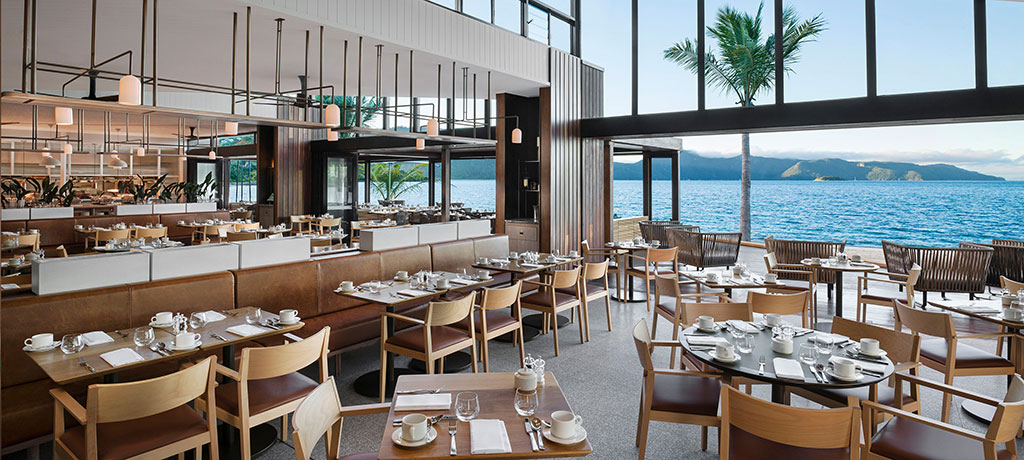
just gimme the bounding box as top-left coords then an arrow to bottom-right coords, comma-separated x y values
455,392 -> 480,421
245,308 -> 262,325
798,343 -> 818,366
189,312 -> 207,331
514,389 -> 538,416
133,327 -> 155,348
60,334 -> 84,355
735,334 -> 754,354
815,336 -> 834,358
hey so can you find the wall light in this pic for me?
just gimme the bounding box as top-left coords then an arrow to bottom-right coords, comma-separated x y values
511,127 -> 522,144
109,155 -> 128,169
136,146 -> 145,157
327,130 -> 338,141
63,143 -> 73,155
209,150 -> 216,160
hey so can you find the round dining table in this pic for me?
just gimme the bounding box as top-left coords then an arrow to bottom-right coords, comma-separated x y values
800,259 -> 879,319
680,323 -> 894,404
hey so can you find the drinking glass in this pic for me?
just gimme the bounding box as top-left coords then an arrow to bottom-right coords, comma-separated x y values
245,308 -> 262,325
514,389 -> 538,416
189,312 -> 207,330
815,336 -> 834,358
133,327 -> 155,348
60,334 -> 84,355
798,343 -> 817,366
729,325 -> 745,341
735,334 -> 754,354
455,392 -> 480,422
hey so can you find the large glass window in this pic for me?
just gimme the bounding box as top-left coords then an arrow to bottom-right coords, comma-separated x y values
988,0 -> 1024,87
612,154 -> 643,219
494,0 -> 522,33
640,0 -> 697,113
550,16 -> 571,52
326,157 -> 352,214
877,0 -> 973,94
361,161 -> 430,206
704,0 -> 775,109
527,4 -> 549,43
463,0 -> 491,22
581,0 -> 630,116
544,0 -> 572,16
427,0 -> 456,9
451,158 -> 496,211
783,0 -> 865,102
650,157 -> 674,221
228,159 -> 256,203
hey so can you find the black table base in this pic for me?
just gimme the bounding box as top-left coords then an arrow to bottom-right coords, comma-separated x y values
408,351 -> 473,373
217,423 -> 277,460
522,313 -> 570,330
834,271 -> 845,318
353,367 -> 421,399
494,326 -> 541,343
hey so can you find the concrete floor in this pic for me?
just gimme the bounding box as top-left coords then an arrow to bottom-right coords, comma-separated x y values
8,245 -> 1018,460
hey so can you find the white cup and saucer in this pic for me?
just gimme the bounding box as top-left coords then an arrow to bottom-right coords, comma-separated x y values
278,309 -> 300,325
23,333 -> 59,352
543,410 -> 587,444
763,273 -> 779,284
850,254 -> 863,263
391,413 -> 437,447
476,270 -> 492,281
435,278 -> 451,290
395,271 -> 410,282
169,332 -> 202,351
695,315 -> 717,333
477,257 -> 490,265
508,251 -> 520,260
711,342 -> 741,363
705,272 -> 721,284
545,255 -> 558,263
1003,308 -> 1024,323
854,338 -> 886,358
150,311 -> 175,328
808,257 -> 821,265
827,357 -> 864,382
337,281 -> 356,293
763,313 -> 783,327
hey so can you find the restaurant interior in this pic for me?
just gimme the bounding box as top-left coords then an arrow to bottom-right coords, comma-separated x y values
2,0 -> 1024,459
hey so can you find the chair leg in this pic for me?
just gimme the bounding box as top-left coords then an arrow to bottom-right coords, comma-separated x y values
650,313 -> 659,339
240,422 -> 252,460
637,403 -> 652,460
438,356 -> 445,374
644,278 -> 652,312
635,391 -> 645,446
941,373 -> 954,423
577,307 -> 586,344
552,312 -> 561,356
178,452 -> 186,460
470,342 -> 479,373
583,300 -> 592,342
605,293 -> 613,332
379,345 -> 388,403
280,414 -> 289,442
669,320 -> 679,370
517,328 -> 526,368
482,339 -> 490,372
701,426 -> 708,451
426,356 -> 435,374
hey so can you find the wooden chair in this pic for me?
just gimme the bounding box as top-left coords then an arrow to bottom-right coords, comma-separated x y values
581,240 -> 625,301
763,252 -> 818,324
787,316 -> 922,423
200,224 -> 233,244
995,276 -> 1024,360
234,222 -> 259,231
673,230 -> 742,270
680,300 -> 751,372
292,377 -> 390,460
290,215 -> 312,235
625,247 -> 679,312
85,229 -> 130,249
720,385 -> 860,460
379,293 -> 478,402
894,299 -> 1015,422
455,281 -> 526,372
632,319 -> 720,459
521,267 -> 584,356
748,290 -> 812,328
652,273 -> 734,368
861,373 -> 1024,460
133,226 -> 168,240
310,238 -> 333,252
312,217 -> 342,235
17,232 -> 40,251
230,210 -> 253,220
51,356 -> 218,460
227,231 -> 259,241
558,260 -> 613,341
200,327 -> 330,459
766,236 -> 846,299
857,263 -> 921,327
349,220 -> 364,244
44,246 -> 68,258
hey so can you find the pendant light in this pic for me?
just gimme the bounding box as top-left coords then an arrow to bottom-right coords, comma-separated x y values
327,130 -> 338,141
109,154 -> 128,169
39,147 -> 60,168
427,118 -> 439,137
416,138 -> 425,150
55,107 -> 74,125
209,150 -> 216,160
118,75 -> 142,105
325,104 -> 341,127
511,127 -> 522,144
63,143 -> 73,155
136,146 -> 145,157
224,121 -> 238,136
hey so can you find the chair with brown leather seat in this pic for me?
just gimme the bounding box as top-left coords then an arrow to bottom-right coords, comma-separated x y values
857,263 -> 921,327
680,299 -> 751,372
17,232 -> 40,251
455,281 -> 525,372
312,217 -> 342,235
292,377 -> 390,460
632,319 -> 720,459
581,240 -> 625,300
861,373 -> 1024,460
201,224 -> 233,244
625,246 -> 679,312
521,266 -> 584,356
763,252 -> 818,323
894,299 -> 1016,422
202,327 -> 330,459
996,276 -> 1024,357
133,226 -> 168,241
748,290 -> 812,328
51,356 -> 219,460
379,293 -> 479,402
720,385 -> 860,460
652,273 -> 734,368
787,316 -> 923,422
558,259 -> 613,341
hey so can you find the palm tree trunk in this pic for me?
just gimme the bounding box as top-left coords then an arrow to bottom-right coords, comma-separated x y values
739,132 -> 751,241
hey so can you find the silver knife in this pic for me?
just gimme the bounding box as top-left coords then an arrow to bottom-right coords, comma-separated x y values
211,333 -> 229,342
525,418 -> 539,452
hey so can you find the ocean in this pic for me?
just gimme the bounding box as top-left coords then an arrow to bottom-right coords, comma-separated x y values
234,180 -> 1023,248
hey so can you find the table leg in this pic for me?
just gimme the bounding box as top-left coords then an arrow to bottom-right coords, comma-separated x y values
217,344 -> 278,459
965,331 -> 1024,424
611,252 -> 646,303
771,383 -> 790,405
834,271 -> 844,319
352,305 -> 415,399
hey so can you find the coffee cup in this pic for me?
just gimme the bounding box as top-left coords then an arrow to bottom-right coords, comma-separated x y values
477,269 -> 490,280
401,414 -> 428,442
396,270 -> 409,280
550,410 -> 583,439
810,257 -> 821,265
546,255 -> 557,263
279,309 -> 298,323
772,336 -> 794,354
715,342 -> 735,360
706,272 -> 721,283
764,313 -> 782,327
697,315 -> 715,330
151,312 -> 173,325
435,278 -> 451,290
175,332 -> 201,349
832,357 -> 861,378
25,333 -> 53,349
859,338 -> 881,356
509,251 -> 519,259
1005,308 -> 1024,322
1003,295 -> 1015,307
514,368 -> 538,391
732,266 -> 743,277
340,281 -> 355,291
851,254 -> 862,263
633,237 -> 643,245
568,250 -> 579,258
74,224 -> 84,230
764,273 -> 778,283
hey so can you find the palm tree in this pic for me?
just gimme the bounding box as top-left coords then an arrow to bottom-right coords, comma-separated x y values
664,3 -> 825,240
318,96 -> 384,138
367,162 -> 428,201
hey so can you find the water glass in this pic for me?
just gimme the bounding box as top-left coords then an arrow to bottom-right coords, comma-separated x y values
735,334 -> 754,354
60,334 -> 84,355
514,389 -> 538,416
133,327 -> 155,348
798,343 -> 818,365
455,392 -> 480,421
245,308 -> 262,325
815,336 -> 834,358
189,312 -> 207,331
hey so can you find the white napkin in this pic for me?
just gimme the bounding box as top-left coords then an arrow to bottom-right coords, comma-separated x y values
960,302 -> 1002,314
726,320 -> 760,334
449,278 -> 474,286
225,324 -> 269,337
100,348 -> 144,367
202,310 -> 227,323
1,283 -> 21,290
81,331 -> 114,347
686,336 -> 730,346
470,419 -> 513,454
773,358 -> 807,380
393,393 -> 452,411
520,263 -> 544,268
398,289 -> 434,297
830,355 -> 886,374
811,332 -> 850,345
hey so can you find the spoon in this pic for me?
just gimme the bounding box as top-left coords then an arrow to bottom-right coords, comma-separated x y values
815,363 -> 829,382
531,417 -> 546,450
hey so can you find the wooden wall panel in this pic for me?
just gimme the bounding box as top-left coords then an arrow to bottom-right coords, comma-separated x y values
581,63 -> 607,247
274,106 -> 320,221
542,49 -> 583,254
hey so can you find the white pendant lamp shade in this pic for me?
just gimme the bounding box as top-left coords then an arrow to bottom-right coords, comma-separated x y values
40,149 -> 60,168
325,104 -> 341,127
55,107 -> 74,125
110,154 -> 128,169
416,138 -> 425,150
511,127 -> 523,144
63,143 -> 73,155
327,130 -> 338,141
118,75 -> 142,105
136,146 -> 145,157
224,121 -> 238,136
426,118 -> 439,137
209,150 -> 216,160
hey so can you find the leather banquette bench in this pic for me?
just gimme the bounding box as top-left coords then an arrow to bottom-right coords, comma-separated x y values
0,234 -> 511,452
0,211 -> 232,252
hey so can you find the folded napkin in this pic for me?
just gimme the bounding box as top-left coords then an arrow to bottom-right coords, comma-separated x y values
398,289 -> 434,297
1,231 -> 16,236
81,331 -> 114,347
100,348 -> 144,367
393,393 -> 452,412
470,419 -> 513,454
686,336 -> 729,346
830,355 -> 886,374
726,320 -> 760,334
960,302 -> 1002,314
449,278 -> 474,286
201,310 -> 227,323
1,283 -> 20,290
520,263 -> 544,268
773,358 -> 807,380
225,324 -> 269,337
811,332 -> 850,345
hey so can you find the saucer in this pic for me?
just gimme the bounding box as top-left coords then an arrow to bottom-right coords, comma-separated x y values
335,287 -> 357,294
710,351 -> 741,363
23,342 -> 60,352
1000,315 -> 1024,324
149,320 -> 175,328
693,324 -> 719,333
167,341 -> 202,351
542,427 -> 588,444
391,427 -> 437,448
394,277 -> 410,282
852,346 -> 887,358
278,317 -> 301,325
825,368 -> 863,382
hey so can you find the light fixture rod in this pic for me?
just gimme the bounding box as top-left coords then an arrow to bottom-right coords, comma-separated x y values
152,0 -> 159,106
472,73 -> 477,138
231,12 -> 237,114
31,0 -> 37,93
357,37 -> 363,127
246,7 -> 251,115
319,26 -> 324,119
140,0 -> 147,102
342,40 -> 348,123
394,53 -> 399,130
275,18 -> 284,95
409,50 -> 415,132
22,0 -> 30,91
304,29 -> 310,121
462,67 -> 468,120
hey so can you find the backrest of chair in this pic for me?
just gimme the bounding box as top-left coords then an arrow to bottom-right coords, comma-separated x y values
763,252 -> 778,271
747,291 -> 808,317
653,273 -> 680,302
90,356 -> 214,424
830,316 -> 921,365
2,273 -> 31,285
231,210 -> 253,220
639,221 -> 677,242
17,233 -> 39,248
426,292 -> 477,327
721,385 -> 858,457
1001,276 -> 1024,293
988,375 -> 1024,443
134,227 -> 167,239
290,215 -> 305,224
912,245 -> 993,294
881,240 -> 910,276
292,377 -> 343,460
582,260 -> 609,281
241,327 -> 329,381
765,236 -> 846,263
205,224 -> 232,237
683,302 -> 752,325
97,229 -> 130,241
235,222 -> 259,231
645,246 -> 678,264
994,239 -> 1024,248
310,238 -> 332,248
480,281 -> 522,311
631,319 -> 655,372
227,231 -> 258,241
893,300 -> 955,340
905,264 -> 922,296
669,229 -> 702,266
322,217 -> 342,227
551,266 -> 582,290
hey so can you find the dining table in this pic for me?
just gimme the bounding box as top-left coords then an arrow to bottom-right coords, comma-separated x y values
679,270 -> 780,297
680,319 -> 894,405
377,372 -> 592,460
800,259 -> 879,319
474,254 -> 584,333
336,271 -> 494,399
603,241 -> 659,303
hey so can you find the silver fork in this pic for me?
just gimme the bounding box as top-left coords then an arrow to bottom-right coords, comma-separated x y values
78,357 -> 96,373
758,355 -> 766,375
448,420 -> 457,456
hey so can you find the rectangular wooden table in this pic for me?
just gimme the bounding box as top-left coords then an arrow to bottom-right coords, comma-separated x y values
473,254 -> 584,278
378,372 -> 592,460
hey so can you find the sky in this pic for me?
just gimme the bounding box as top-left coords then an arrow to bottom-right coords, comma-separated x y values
580,0 -> 1024,179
